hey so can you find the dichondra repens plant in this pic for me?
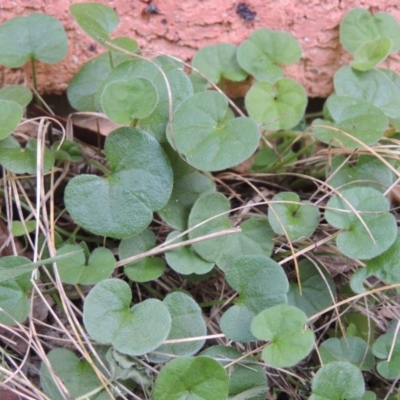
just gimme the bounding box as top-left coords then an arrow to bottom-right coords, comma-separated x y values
1,3 -> 400,399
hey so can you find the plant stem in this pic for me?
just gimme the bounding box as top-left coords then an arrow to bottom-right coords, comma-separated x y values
31,59 -> 44,107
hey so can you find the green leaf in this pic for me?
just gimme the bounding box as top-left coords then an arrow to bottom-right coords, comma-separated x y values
268,192 -> 319,241
64,127 -> 173,238
153,356 -> 229,400
340,8 -> 400,54
158,144 -> 215,230
105,347 -> 152,386
215,218 -> 275,272
11,220 -> 36,236
201,345 -> 268,400
326,155 -> 393,193
373,332 -> 400,379
309,361 -> 365,400
225,255 -> 289,313
192,43 -> 248,84
0,136 -> 55,173
51,140 -> 83,163
119,229 -> 166,282
0,249 -> 84,283
237,28 -> 301,83
165,231 -> 214,275
40,348 -> 112,400
287,259 -> 336,319
251,304 -> 314,368
169,91 -> 260,171
70,3 -> 119,43
343,313 -> 376,346
0,14 -> 68,67
351,37 -> 392,71
148,292 -> 207,362
188,192 -> 234,262
107,36 -> 139,55
0,100 -> 23,140
0,85 -> 32,107
379,69 -> 400,129
319,337 -> 374,371
67,53 -> 115,112
0,256 -> 33,325
220,255 -> 289,342
56,244 -> 115,285
220,305 -> 257,343
95,59 -> 193,142
188,194 -> 275,272
312,95 -> 388,148
83,278 -> 171,356
334,66 -> 400,119
352,233 -> 400,292
189,73 -> 209,93
141,66 -> 194,142
325,187 -> 397,260
245,78 -> 307,130
101,77 -> 158,123
95,60 -> 158,111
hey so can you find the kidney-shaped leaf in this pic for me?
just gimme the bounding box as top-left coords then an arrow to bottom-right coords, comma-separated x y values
268,191 -> 319,241
101,77 -> 158,123
245,78 -> 307,130
326,155 -> 393,193
68,53 -> 116,112
334,66 -> 400,119
225,255 -> 289,313
40,348 -> 111,400
148,291 -> 207,363
351,37 -> 392,71
373,332 -> 400,379
309,361 -> 365,400
0,14 -> 68,67
0,136 -> 55,174
0,100 -> 23,140
359,233 -> 400,289
287,259 -> 336,319
70,3 -> 119,43
95,59 -> 159,111
141,66 -> 193,142
0,85 -> 32,107
220,255 -> 289,342
188,192 -> 233,262
312,95 -> 388,148
56,244 -> 115,285
237,28 -> 301,83
159,143 -> 215,230
319,336 -> 374,371
83,278 -> 171,356
119,229 -> 166,282
251,304 -> 314,368
340,8 -> 400,54
165,231 -> 214,275
0,256 -> 33,326
215,218 -> 275,272
153,356 -> 229,400
64,127 -> 173,238
170,91 -> 260,171
325,187 -> 397,260
201,345 -> 268,400
192,43 -> 248,84
96,59 -> 193,142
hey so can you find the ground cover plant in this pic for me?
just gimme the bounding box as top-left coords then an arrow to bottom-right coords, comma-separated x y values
1,3 -> 400,399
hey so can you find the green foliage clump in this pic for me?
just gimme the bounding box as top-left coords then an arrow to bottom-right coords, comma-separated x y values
0,3 -> 400,399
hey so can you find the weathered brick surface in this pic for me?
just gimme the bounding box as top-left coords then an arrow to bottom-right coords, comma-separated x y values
1,0 -> 399,97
